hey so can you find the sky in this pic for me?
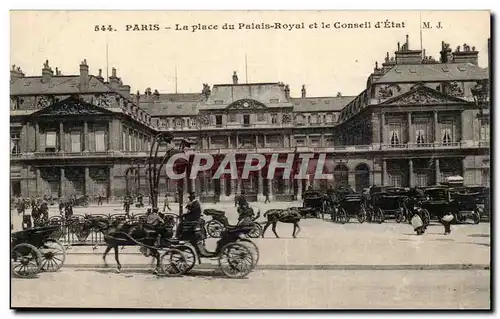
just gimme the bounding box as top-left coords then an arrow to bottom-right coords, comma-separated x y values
10,10 -> 490,97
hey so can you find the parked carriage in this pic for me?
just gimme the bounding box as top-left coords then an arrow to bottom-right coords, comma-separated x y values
332,194 -> 367,224
204,208 -> 262,239
73,195 -> 89,207
421,187 -> 480,224
11,225 -> 66,278
301,190 -> 330,218
368,192 -> 409,223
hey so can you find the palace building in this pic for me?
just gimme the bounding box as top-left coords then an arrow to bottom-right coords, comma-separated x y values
10,36 -> 490,202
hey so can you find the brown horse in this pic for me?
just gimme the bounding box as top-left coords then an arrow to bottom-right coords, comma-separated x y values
262,208 -> 302,238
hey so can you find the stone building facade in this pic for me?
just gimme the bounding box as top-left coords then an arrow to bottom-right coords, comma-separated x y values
10,36 -> 490,202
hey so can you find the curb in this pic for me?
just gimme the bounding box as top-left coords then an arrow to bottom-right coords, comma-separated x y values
62,263 -> 490,271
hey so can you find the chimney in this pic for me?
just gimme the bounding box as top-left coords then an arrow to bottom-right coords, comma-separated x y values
232,71 -> 238,84
96,69 -> 104,82
394,35 -> 422,64
109,67 -> 121,89
381,52 -> 396,73
10,64 -> 25,81
42,60 -> 54,83
452,43 -> 479,65
153,89 -> 160,99
337,92 -> 342,97
301,85 -> 306,98
79,59 -> 89,90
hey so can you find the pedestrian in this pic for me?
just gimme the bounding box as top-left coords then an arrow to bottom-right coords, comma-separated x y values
411,212 -> 425,235
163,194 -> 171,212
441,212 -> 454,235
98,193 -> 103,206
124,195 -> 131,215
264,191 -> 271,204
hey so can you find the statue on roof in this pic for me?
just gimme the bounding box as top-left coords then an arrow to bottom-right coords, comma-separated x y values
12,64 -> 16,70
43,60 -> 50,69
472,46 -> 476,51
385,52 -> 389,62
463,44 -> 470,52
456,46 -> 461,52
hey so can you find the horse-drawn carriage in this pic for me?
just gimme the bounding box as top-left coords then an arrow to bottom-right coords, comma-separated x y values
72,195 -> 89,207
204,207 -> 262,239
11,225 -> 66,278
421,187 -> 480,224
331,193 -> 367,224
301,190 -> 330,218
367,192 -> 409,223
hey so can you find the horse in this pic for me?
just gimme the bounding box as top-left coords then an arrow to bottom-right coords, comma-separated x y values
262,208 -> 302,238
83,214 -> 177,273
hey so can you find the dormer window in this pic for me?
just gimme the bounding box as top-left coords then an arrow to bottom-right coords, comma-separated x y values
269,98 -> 279,103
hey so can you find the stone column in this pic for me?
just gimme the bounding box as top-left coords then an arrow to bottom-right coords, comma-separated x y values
108,121 -> 113,151
381,112 -> 386,146
236,135 -> 239,148
83,121 -> 89,151
320,134 -> 325,147
59,122 -> 64,152
183,175 -> 188,202
60,167 -> 65,198
435,158 -> 441,184
208,136 -> 212,149
263,135 -> 267,147
434,111 -> 439,144
34,122 -> 39,152
297,178 -> 303,201
382,160 -> 387,186
84,166 -> 91,196
407,112 -> 413,145
227,136 -> 231,148
408,158 -> 414,187
236,178 -> 241,194
255,135 -> 259,148
36,168 -> 42,197
108,166 -> 114,201
257,171 -> 265,202
268,179 -> 274,200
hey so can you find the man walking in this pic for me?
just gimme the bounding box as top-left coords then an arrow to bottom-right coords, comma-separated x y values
163,193 -> 171,212
264,190 -> 271,204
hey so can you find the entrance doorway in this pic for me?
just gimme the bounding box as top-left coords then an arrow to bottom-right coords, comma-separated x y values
11,181 -> 21,197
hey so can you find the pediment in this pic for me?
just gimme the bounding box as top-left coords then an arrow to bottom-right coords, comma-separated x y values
226,99 -> 267,110
31,96 -> 114,117
381,85 -> 469,106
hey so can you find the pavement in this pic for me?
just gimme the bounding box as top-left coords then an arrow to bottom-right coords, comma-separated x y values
11,268 -> 491,309
11,202 -> 491,270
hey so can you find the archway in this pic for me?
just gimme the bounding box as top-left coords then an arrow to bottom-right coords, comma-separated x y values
355,163 -> 370,192
333,164 -> 349,189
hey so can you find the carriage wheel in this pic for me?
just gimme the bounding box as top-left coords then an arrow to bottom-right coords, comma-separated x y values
237,238 -> 260,266
40,239 -> 66,272
247,223 -> 262,239
160,248 -> 189,277
172,244 -> 197,273
377,208 -> 385,224
395,211 -> 404,223
472,211 -> 480,225
357,208 -> 366,224
206,220 -> 224,238
48,217 -> 64,240
218,242 -> 254,279
11,243 -> 42,279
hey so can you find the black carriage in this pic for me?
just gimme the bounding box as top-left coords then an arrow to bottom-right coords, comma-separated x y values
204,208 -> 262,239
368,192 -> 410,224
332,194 -> 367,224
73,195 -> 89,207
11,225 -> 66,278
421,188 -> 480,224
301,190 -> 330,218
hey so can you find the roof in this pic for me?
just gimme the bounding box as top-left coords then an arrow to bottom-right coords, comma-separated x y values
141,100 -> 199,116
10,75 -> 111,95
376,63 -> 489,84
291,96 -> 356,112
139,93 -> 202,103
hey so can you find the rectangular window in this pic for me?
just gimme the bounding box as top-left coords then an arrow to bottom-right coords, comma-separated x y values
190,118 -> 197,127
70,131 -> 81,153
128,132 -> 132,151
310,114 -> 318,124
413,118 -> 431,146
95,130 -> 106,152
325,114 -> 333,123
440,116 -> 457,145
324,136 -> 334,147
309,137 -> 320,147
480,118 -> 490,141
267,135 -> 281,147
10,132 -> 20,154
295,138 -> 306,147
389,173 -> 402,187
122,130 -> 127,151
215,115 -> 223,126
415,173 -> 429,187
257,113 -> 265,122
271,114 -> 278,124
46,131 -> 57,148
243,115 -> 250,126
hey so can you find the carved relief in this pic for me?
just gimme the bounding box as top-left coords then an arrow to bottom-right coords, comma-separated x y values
95,94 -> 118,108
36,95 -> 53,108
446,81 -> 463,97
227,99 -> 266,110
282,113 -> 292,124
81,94 -> 95,104
198,115 -> 210,126
19,96 -> 36,108
393,90 -> 448,105
377,84 -> 401,99
37,99 -> 105,116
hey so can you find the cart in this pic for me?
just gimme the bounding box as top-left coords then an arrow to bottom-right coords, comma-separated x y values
11,225 -> 66,278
